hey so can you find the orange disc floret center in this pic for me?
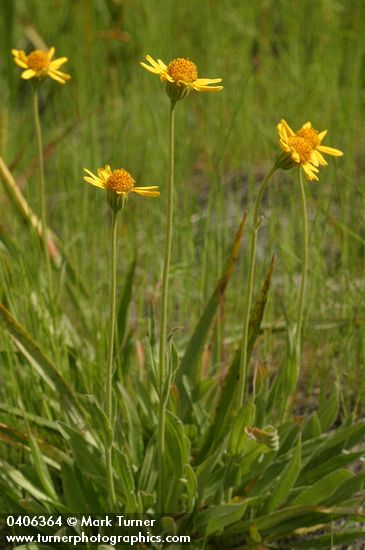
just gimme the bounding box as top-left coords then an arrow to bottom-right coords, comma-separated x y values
297,127 -> 320,148
106,169 -> 135,194
288,136 -> 314,164
167,58 -> 198,83
27,50 -> 50,72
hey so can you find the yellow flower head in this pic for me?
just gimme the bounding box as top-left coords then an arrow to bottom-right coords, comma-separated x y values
140,55 -> 223,101
12,47 -> 70,84
276,119 -> 343,181
84,165 -> 160,210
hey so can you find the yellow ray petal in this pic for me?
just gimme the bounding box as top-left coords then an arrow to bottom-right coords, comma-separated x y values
291,151 -> 300,163
98,166 -> 111,181
132,188 -> 160,197
156,58 -> 168,70
48,47 -> 55,60
312,150 -> 328,166
21,69 -> 36,80
279,140 -> 290,152
51,68 -> 71,80
48,71 -> 67,84
193,84 -> 223,92
145,55 -> 161,69
302,164 -> 319,181
84,176 -> 105,189
140,62 -> 162,75
317,145 -> 343,157
135,185 -> 160,191
19,51 -> 28,63
13,57 -> 28,69
280,119 -> 295,137
161,73 -> 174,82
84,168 -> 98,178
194,78 -> 223,85
50,57 -> 68,69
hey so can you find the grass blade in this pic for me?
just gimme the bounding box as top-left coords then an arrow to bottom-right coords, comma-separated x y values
117,259 -> 136,352
177,212 -> 247,392
197,255 -> 275,462
0,304 -> 82,418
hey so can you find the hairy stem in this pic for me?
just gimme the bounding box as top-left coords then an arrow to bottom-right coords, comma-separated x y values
296,168 -> 309,353
33,87 -> 53,300
105,208 -> 119,510
158,99 -> 176,511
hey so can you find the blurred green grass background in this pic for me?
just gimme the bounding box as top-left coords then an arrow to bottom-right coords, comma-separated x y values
0,0 -> 364,417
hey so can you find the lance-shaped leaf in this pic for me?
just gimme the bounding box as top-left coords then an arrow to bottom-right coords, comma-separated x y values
177,212 -> 247,411
117,259 -> 136,352
0,304 -> 82,418
180,212 -> 247,381
196,255 -> 275,463
265,436 -> 302,512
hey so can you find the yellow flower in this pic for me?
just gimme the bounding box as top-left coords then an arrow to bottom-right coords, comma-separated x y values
12,47 -> 70,84
276,119 -> 343,181
84,165 -> 160,198
140,55 -> 223,101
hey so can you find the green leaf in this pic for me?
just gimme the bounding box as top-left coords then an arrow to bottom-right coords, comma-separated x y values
177,213 -> 247,406
114,448 -> 139,512
0,404 -> 59,433
117,259 -> 136,351
182,463 -> 197,508
79,394 -> 113,449
117,385 -> 143,465
228,400 -> 256,455
325,472 -> 365,506
196,445 -> 224,504
195,503 -> 247,537
138,440 -> 158,494
317,384 -> 339,431
0,304 -> 82,418
247,254 -> 275,354
222,505 -> 342,538
165,411 -> 190,476
22,410 -> 58,502
299,450 -> 365,486
291,469 -> 353,506
196,255 -> 275,463
61,461 -> 88,512
302,412 -> 321,441
0,479 -> 25,512
266,436 -> 301,512
58,423 -> 105,482
0,459 -> 67,511
302,421 -> 365,472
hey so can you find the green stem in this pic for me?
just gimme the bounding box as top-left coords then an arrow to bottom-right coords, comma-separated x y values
295,168 -> 308,353
105,208 -> 119,510
158,99 -> 176,512
33,87 -> 53,300
237,165 -> 277,407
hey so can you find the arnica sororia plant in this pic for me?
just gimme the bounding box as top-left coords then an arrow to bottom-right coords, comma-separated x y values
11,46 -> 71,308
273,119 -> 344,417
84,164 -> 159,509
141,54 -> 223,512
